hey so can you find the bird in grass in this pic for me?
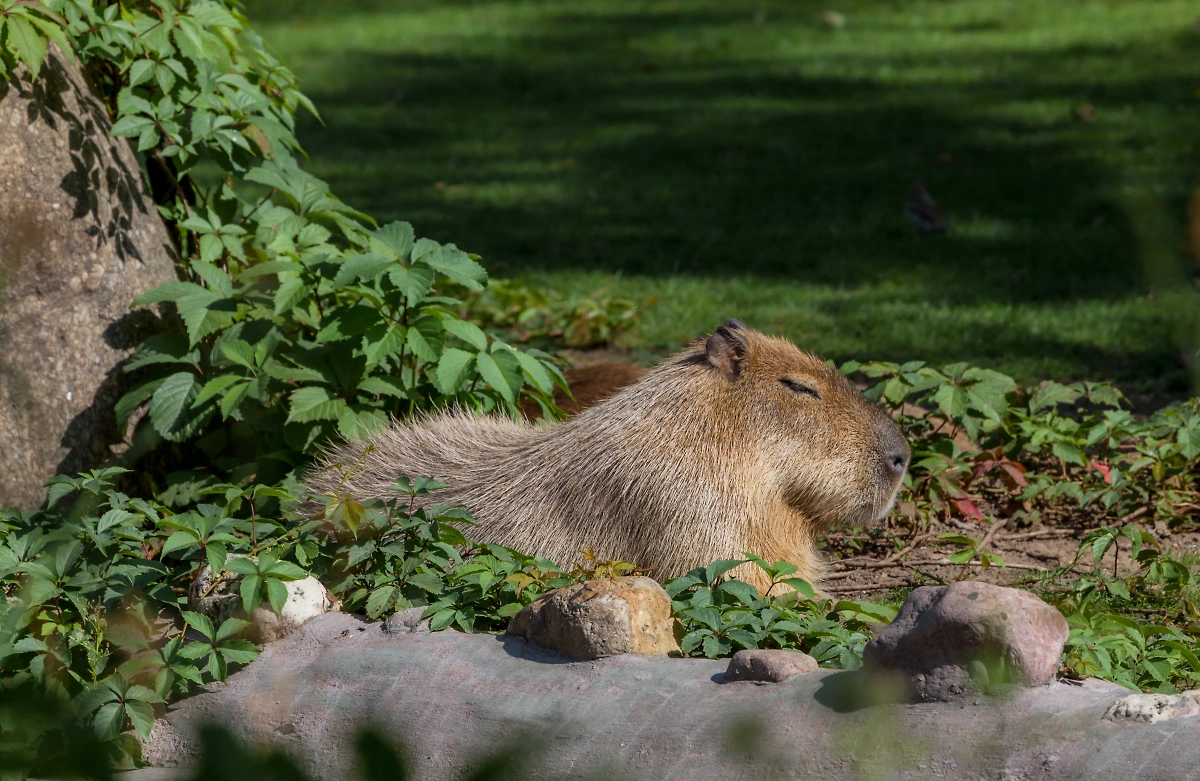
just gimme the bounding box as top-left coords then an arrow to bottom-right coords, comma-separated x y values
905,181 -> 948,233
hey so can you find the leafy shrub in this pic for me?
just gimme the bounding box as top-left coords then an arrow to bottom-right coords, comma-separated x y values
665,556 -> 896,667
847,360 -> 1200,529
309,471 -> 576,631
454,278 -> 650,348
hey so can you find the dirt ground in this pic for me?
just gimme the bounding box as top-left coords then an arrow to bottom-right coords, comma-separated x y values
820,518 -> 1200,598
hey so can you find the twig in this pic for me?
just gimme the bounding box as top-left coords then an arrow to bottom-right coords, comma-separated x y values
829,557 -> 1049,574
997,529 -> 1076,542
824,580 -> 915,594
1119,506 -> 1150,524
977,517 -> 1008,553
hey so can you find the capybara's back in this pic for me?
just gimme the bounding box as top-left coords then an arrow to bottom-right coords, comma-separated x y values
305,320 -> 909,590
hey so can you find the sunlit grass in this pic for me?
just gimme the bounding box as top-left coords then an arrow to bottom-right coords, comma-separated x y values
246,0 -> 1200,391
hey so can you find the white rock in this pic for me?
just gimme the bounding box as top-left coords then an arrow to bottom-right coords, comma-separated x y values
251,577 -> 330,643
1105,691 -> 1200,723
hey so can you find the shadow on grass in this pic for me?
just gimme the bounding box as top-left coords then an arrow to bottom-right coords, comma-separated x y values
251,0 -> 1200,387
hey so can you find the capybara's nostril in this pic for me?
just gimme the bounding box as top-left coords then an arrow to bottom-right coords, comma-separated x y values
888,451 -> 908,475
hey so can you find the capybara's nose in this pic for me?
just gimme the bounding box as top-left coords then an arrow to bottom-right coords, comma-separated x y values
886,448 -> 909,478
879,425 -> 911,480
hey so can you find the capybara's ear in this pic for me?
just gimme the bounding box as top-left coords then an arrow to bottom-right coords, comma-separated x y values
721,318 -> 746,331
706,321 -> 749,380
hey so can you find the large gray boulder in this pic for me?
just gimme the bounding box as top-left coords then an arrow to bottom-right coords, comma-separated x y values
136,612 -> 1200,781
863,581 -> 1070,700
0,50 -> 177,510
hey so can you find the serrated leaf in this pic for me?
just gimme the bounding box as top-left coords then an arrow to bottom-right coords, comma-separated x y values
149,372 -> 199,437
1031,382 -> 1081,413
1052,441 -> 1088,467
435,349 -> 475,395
474,352 -> 513,402
513,351 -> 554,394
406,316 -> 443,363
181,610 -> 215,640
333,253 -> 393,287
933,383 -> 968,420
218,339 -> 255,369
315,306 -> 381,343
8,17 -> 48,80
388,264 -> 435,305
442,319 -> 488,352
412,240 -> 486,290
286,387 -> 346,423
371,222 -> 415,259
366,586 -> 397,619
273,278 -> 309,315
129,59 -> 156,87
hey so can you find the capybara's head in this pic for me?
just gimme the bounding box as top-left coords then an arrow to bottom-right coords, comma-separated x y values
695,319 -> 910,529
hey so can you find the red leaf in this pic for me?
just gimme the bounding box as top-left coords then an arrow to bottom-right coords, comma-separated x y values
999,461 -> 1028,489
1091,460 -> 1112,485
951,497 -> 985,522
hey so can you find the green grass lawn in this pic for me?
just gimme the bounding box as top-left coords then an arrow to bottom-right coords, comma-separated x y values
246,0 -> 1200,392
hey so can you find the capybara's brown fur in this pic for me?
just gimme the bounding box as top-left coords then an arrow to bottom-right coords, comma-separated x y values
305,320 -> 910,592
519,362 -> 649,418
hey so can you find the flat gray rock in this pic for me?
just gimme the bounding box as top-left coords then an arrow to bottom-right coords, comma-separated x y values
138,613 -> 1200,781
724,648 -> 819,682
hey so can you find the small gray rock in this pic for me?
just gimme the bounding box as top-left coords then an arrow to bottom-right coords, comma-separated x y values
383,607 -> 431,635
863,581 -> 1068,701
725,649 -> 818,682
507,576 -> 679,660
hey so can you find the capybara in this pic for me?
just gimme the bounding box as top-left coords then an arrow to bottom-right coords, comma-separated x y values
305,320 -> 909,592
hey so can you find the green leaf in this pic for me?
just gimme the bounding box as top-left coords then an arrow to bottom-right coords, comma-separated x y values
435,349 -> 476,395
274,278 -> 309,315
372,222 -> 415,259
704,559 -> 745,584
181,611 -> 215,640
388,264 -> 435,306
192,374 -> 246,408
366,586 -> 397,619
286,387 -> 346,423
442,319 -> 488,352
932,383 -> 968,420
8,17 -> 48,80
219,339 -> 256,369
159,531 -> 199,557
129,59 -> 156,87
475,352 -> 513,402
357,376 -> 407,398
718,579 -> 761,606
513,351 -> 554,394
338,405 -> 388,441
316,306 -> 381,343
240,575 -> 265,613
412,240 -> 487,290
265,578 -> 289,614
333,253 -> 393,287
149,372 -> 200,438
224,557 -> 259,577
1031,382 -> 1081,413
1052,441 -> 1088,467
406,316 -> 443,363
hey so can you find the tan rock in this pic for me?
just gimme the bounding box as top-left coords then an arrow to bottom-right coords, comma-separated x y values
725,648 -> 819,682
507,576 -> 679,660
